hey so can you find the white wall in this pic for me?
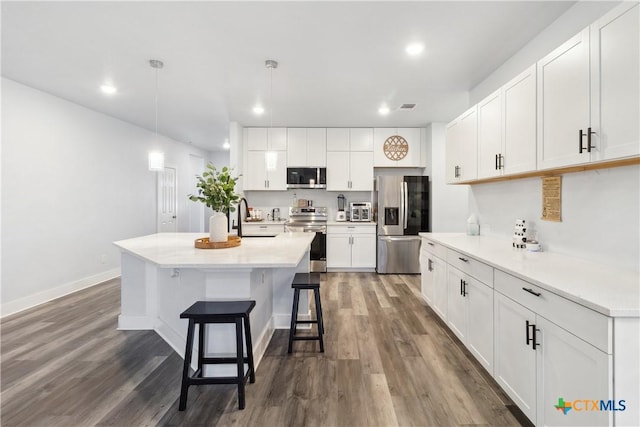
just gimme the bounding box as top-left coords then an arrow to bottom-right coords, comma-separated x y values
468,165 -> 640,272
428,123 -> 468,232
1,78 -> 210,315
470,1 -> 617,104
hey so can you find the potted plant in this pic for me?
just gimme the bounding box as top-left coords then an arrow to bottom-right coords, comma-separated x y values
188,164 -> 240,242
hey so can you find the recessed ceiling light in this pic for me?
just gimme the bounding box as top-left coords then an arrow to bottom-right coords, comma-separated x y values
100,83 -> 117,95
223,139 -> 230,150
405,43 -> 425,56
253,105 -> 264,115
378,105 -> 390,115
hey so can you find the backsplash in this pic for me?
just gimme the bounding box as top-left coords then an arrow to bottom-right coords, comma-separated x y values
468,164 -> 640,272
242,189 -> 373,222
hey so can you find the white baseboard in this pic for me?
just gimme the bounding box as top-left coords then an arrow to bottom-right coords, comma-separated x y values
1,268 -> 121,318
118,315 -> 155,330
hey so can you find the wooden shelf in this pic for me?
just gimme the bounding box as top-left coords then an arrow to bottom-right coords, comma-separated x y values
452,156 -> 640,185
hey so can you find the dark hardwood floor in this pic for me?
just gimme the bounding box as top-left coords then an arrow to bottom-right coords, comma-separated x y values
1,273 -> 525,426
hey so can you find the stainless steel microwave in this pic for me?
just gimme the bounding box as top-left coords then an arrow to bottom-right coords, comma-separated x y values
286,167 -> 326,189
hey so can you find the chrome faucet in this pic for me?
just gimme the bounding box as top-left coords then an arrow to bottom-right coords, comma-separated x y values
237,197 -> 249,238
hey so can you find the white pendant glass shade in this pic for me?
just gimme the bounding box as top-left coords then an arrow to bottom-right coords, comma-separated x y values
148,152 -> 165,171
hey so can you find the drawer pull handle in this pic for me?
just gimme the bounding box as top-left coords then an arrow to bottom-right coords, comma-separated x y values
259,226 -> 267,229
522,287 -> 541,297
458,257 -> 469,262
427,242 -> 435,246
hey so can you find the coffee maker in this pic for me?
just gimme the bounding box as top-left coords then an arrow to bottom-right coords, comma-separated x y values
336,194 -> 347,222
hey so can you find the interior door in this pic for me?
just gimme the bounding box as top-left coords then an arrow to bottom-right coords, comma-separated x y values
158,166 -> 177,232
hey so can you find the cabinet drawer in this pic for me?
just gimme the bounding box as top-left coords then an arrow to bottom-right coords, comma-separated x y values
421,238 -> 447,259
242,224 -> 284,236
494,270 -> 611,353
327,225 -> 376,234
447,249 -> 493,286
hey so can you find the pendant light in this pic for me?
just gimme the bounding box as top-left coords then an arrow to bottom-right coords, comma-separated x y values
264,59 -> 278,171
148,59 -> 165,171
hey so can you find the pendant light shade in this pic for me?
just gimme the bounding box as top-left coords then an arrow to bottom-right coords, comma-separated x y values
148,59 -> 165,171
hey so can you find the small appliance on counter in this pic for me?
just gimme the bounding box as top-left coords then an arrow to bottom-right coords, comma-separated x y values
350,202 -> 372,222
336,194 -> 347,222
272,208 -> 281,221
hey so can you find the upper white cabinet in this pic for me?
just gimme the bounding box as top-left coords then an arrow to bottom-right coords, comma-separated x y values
246,127 -> 287,151
287,128 -> 327,167
373,128 -> 423,167
537,28 -> 591,169
538,3 -> 639,169
244,127 -> 287,191
590,2 -> 640,161
326,128 -> 373,152
326,151 -> 374,191
326,128 -> 374,191
446,107 -> 478,183
502,65 -> 537,175
349,128 -> 374,151
477,90 -> 503,179
477,66 -> 537,180
326,128 -> 350,151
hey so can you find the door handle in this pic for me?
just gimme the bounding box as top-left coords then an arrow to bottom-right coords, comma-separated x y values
428,258 -> 433,272
462,280 -> 467,297
587,127 -> 595,153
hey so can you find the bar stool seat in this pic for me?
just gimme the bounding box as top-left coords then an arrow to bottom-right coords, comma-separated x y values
288,273 -> 324,353
178,300 -> 256,411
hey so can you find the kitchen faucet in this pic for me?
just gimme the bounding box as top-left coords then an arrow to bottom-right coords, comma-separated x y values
237,197 -> 249,238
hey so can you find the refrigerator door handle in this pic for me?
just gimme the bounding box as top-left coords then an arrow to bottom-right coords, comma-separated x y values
403,181 -> 408,229
399,180 -> 405,230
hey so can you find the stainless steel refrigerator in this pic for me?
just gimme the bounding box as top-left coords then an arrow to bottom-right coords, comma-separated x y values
376,175 -> 429,274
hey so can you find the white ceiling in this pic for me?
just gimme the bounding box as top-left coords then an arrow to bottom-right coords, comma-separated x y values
2,1 -> 578,152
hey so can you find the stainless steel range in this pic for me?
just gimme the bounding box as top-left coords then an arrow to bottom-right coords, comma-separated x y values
285,207 -> 327,272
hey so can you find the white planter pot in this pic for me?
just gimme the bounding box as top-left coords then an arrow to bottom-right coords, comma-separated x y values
209,211 -> 228,242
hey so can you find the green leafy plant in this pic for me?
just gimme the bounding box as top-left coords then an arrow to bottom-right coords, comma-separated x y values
188,164 -> 240,214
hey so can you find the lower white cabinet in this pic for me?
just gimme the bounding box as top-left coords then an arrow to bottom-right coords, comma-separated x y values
420,241 -> 448,321
420,236 -> 623,426
494,291 -> 612,426
446,266 -> 494,373
327,225 -> 376,270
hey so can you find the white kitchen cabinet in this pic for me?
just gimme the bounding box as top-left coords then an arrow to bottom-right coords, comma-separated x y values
477,66 -> 537,179
244,150 -> 286,191
349,128 -> 374,151
287,128 -> 327,167
246,127 -> 287,151
494,273 -> 612,426
420,239 -> 448,321
326,128 -> 350,151
502,65 -> 537,175
537,28 -> 591,170
446,267 -> 467,342
494,291 -> 538,423
326,151 -> 373,192
446,266 -> 494,373
240,223 -> 284,237
327,225 -> 376,270
477,90 -> 502,179
445,106 -> 478,182
590,2 -> 640,162
373,128 -> 422,167
536,316 -> 611,427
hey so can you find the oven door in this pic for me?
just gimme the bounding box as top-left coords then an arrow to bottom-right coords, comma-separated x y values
309,230 -> 327,273
286,224 -> 327,272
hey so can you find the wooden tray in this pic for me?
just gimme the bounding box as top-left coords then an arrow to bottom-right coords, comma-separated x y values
195,236 -> 241,249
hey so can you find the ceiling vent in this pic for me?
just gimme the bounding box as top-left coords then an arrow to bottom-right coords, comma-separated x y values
399,103 -> 416,110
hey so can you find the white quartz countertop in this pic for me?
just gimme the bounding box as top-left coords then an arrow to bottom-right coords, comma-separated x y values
114,232 -> 315,269
419,233 -> 640,317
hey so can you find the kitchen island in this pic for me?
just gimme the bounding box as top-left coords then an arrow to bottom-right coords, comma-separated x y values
114,232 -> 315,372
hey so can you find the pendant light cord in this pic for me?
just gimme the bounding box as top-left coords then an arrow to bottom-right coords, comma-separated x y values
155,66 -> 159,138
269,65 -> 273,129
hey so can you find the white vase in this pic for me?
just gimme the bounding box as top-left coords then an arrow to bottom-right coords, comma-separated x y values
209,211 -> 228,243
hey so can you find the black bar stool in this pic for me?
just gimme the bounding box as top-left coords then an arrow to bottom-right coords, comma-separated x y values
178,300 -> 256,411
288,272 -> 324,353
